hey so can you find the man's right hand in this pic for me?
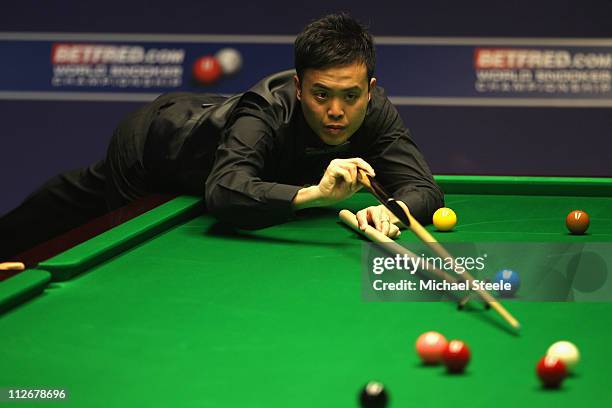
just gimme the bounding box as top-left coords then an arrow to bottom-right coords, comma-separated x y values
317,158 -> 375,205
293,158 -> 375,210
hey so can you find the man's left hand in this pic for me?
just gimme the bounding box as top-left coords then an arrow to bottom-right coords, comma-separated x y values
355,205 -> 401,239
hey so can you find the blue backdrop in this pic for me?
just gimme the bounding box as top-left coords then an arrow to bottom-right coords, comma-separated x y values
1,0 -> 611,215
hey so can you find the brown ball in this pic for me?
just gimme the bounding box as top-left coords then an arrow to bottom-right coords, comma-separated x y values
566,210 -> 590,234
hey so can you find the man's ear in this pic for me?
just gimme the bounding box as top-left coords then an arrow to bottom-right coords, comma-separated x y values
293,75 -> 302,100
368,77 -> 377,102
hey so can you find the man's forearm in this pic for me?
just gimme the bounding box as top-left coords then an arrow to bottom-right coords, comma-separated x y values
291,185 -> 326,210
395,187 -> 444,226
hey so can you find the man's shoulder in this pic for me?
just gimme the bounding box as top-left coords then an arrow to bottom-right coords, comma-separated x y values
353,84 -> 405,149
236,69 -> 299,126
247,69 -> 295,96
363,84 -> 397,127
368,84 -> 392,113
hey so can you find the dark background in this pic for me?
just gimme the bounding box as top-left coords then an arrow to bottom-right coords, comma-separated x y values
2,0 -> 612,215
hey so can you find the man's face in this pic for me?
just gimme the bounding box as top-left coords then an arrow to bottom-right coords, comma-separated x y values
294,62 -> 376,146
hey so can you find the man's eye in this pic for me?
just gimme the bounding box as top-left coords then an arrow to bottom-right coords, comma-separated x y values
345,94 -> 357,101
314,92 -> 327,100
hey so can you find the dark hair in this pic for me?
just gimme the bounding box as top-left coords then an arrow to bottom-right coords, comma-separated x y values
294,13 -> 376,84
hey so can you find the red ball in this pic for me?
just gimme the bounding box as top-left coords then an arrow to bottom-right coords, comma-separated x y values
416,331 -> 448,364
566,210 -> 589,234
442,340 -> 471,373
192,56 -> 223,85
536,355 -> 567,388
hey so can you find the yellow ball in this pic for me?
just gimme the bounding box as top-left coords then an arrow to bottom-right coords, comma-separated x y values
433,207 -> 457,231
547,341 -> 580,371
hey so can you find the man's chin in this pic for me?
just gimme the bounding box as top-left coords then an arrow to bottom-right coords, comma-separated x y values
319,132 -> 350,146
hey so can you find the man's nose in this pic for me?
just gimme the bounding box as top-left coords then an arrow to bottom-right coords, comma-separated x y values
327,99 -> 344,119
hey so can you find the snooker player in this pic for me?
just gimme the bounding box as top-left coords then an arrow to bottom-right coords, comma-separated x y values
0,13 -> 443,262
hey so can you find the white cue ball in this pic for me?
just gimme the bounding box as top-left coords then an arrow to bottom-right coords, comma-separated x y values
215,48 -> 243,75
546,340 -> 580,371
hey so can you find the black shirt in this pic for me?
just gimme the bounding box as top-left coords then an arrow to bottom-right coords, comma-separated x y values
0,70 -> 442,261
194,69 -> 444,229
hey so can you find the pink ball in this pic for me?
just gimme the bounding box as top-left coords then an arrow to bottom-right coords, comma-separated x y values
416,331 -> 448,364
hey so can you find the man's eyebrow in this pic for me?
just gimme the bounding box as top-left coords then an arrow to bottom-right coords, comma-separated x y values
311,83 -> 363,92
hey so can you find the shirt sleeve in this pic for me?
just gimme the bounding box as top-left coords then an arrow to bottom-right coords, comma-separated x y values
365,97 -> 444,225
204,114 -> 301,229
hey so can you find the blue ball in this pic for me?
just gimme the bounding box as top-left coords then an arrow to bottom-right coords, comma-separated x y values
494,269 -> 520,297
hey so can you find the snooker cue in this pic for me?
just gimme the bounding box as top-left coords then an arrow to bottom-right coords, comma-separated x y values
339,209 -> 460,285
355,171 -> 521,330
0,262 -> 25,271
339,209 -> 520,330
357,169 -> 454,259
397,207 -> 520,330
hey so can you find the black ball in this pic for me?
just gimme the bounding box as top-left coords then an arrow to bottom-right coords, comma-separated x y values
359,381 -> 389,408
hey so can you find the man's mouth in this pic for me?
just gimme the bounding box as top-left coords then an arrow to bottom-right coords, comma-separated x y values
325,125 -> 346,134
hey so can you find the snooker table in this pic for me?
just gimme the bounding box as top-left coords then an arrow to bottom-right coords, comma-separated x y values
1,175 -> 612,407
